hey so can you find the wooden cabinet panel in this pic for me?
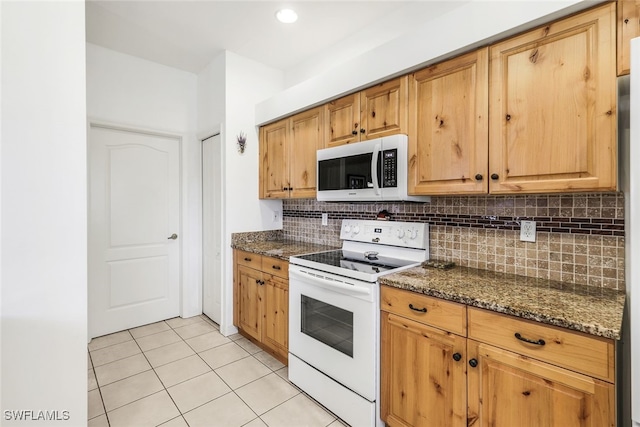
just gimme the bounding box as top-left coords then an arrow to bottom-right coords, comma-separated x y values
325,93 -> 360,147
618,0 -> 640,75
360,76 -> 408,140
262,274 -> 288,359
236,249 -> 262,270
234,252 -> 289,364
489,3 -> 616,194
259,119 -> 289,199
381,286 -> 467,336
381,312 -> 467,427
324,77 -> 408,148
261,256 -> 289,280
289,107 -> 323,198
468,308 -> 615,382
408,49 -> 489,195
467,340 -> 615,427
237,264 -> 262,342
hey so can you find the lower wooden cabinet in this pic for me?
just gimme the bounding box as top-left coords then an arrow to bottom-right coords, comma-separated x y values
467,340 -> 615,427
234,250 -> 288,362
380,286 -> 616,427
381,312 -> 467,427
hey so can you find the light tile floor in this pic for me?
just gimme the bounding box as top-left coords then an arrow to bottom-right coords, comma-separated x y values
88,315 -> 346,427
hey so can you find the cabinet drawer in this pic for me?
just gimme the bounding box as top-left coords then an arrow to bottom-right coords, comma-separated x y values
262,256 -> 289,279
236,250 -> 262,270
467,308 -> 614,382
381,286 -> 467,336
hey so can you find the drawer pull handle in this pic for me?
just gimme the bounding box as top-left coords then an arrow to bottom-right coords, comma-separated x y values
408,304 -> 427,313
272,265 -> 281,270
244,257 -> 252,262
515,332 -> 545,346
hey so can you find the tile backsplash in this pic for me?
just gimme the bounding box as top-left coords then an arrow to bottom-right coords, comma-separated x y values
283,193 -> 625,290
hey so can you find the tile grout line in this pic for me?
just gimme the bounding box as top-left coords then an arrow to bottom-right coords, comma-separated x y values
88,351 -> 110,426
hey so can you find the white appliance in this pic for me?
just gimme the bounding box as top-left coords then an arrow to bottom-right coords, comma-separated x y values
288,219 -> 429,426
628,37 -> 640,427
316,134 -> 430,202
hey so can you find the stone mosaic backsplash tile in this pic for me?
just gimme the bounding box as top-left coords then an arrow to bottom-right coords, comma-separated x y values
282,193 -> 625,290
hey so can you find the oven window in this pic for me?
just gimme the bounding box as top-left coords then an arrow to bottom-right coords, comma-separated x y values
300,295 -> 353,357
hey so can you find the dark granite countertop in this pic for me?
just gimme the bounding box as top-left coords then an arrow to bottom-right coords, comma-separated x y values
231,230 -> 339,261
379,265 -> 625,340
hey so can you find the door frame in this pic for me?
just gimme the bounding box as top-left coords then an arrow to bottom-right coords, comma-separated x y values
87,119 -> 184,339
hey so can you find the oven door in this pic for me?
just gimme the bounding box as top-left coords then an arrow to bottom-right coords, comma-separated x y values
288,265 -> 378,401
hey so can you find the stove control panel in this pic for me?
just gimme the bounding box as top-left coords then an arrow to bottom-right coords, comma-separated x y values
340,219 -> 428,249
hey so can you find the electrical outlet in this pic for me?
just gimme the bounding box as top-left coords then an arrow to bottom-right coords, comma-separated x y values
273,211 -> 280,223
520,220 -> 536,242
322,213 -> 328,226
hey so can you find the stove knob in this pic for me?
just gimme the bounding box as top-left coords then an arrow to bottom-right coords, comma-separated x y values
344,225 -> 351,233
353,226 -> 360,234
410,228 -> 419,239
396,228 -> 405,239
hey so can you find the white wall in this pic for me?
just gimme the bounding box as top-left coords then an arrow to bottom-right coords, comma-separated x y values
86,44 -> 202,325
256,0 -> 597,124
1,1 -> 87,424
196,51 -> 283,335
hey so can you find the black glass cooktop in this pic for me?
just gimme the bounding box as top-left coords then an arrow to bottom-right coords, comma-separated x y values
295,249 -> 413,274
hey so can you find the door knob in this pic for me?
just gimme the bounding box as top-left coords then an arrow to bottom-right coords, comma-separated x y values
167,233 -> 178,240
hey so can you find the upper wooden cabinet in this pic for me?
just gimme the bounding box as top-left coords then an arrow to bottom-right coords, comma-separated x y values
324,76 -> 408,147
618,0 -> 640,75
259,106 -> 324,199
489,3 -> 617,194
408,49 -> 489,195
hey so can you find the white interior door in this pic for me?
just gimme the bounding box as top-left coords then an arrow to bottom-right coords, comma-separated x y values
202,134 -> 222,324
89,123 -> 181,339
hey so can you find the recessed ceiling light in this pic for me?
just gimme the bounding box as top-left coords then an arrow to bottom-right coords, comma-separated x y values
276,9 -> 298,24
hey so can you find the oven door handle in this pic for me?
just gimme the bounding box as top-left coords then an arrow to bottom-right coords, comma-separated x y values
289,269 -> 371,296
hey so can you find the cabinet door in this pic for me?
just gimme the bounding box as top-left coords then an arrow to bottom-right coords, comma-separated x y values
259,119 -> 289,199
262,273 -> 288,359
381,312 -> 467,427
489,3 -> 616,194
467,340 -> 615,427
618,0 -> 640,76
325,93 -> 360,147
360,76 -> 408,140
289,107 -> 324,198
408,49 -> 488,195
237,265 -> 262,342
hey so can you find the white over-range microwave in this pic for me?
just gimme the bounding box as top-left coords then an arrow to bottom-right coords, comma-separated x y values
316,134 -> 430,202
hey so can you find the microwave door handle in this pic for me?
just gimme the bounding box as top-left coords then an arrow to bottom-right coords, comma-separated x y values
371,143 -> 381,195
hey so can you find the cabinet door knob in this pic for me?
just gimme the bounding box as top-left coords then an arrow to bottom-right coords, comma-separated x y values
351,130 -> 358,135
469,358 -> 478,368
360,128 -> 366,134
490,173 -> 499,180
408,303 -> 427,313
475,174 -> 483,181
255,279 -> 260,284
506,114 -> 511,121
452,353 -> 462,362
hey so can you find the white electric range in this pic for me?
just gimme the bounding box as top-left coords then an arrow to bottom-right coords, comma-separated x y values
288,219 -> 429,426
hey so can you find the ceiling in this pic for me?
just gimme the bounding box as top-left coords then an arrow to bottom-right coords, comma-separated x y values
86,1 -> 464,76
